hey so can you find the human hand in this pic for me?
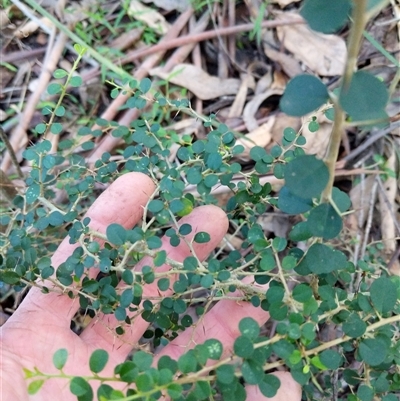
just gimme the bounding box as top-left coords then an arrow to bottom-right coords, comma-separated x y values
0,172 -> 301,401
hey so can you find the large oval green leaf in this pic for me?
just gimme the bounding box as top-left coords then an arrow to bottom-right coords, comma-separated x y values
284,155 -> 329,199
300,243 -> 347,274
339,71 -> 389,121
370,277 -> 397,314
359,338 -> 388,366
106,223 -> 126,246
280,75 -> 329,117
278,186 -> 313,215
300,0 -> 351,33
307,203 -> 342,239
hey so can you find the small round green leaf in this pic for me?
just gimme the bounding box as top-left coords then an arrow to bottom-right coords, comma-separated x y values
216,364 -> 235,384
357,385 -> 374,401
55,105 -> 65,117
139,78 -> 152,93
204,339 -> 223,360
26,183 -> 40,204
332,187 -> 352,212
0,271 -> 21,285
122,269 -> 133,285
320,349 -> 342,369
259,374 -> 280,398
200,274 -> 214,288
359,338 -> 388,366
154,250 -> 167,266
342,313 -> 367,338
73,43 -> 86,55
70,76 -> 83,87
47,83 -> 62,95
157,278 -> 170,291
234,336 -> 254,358
179,223 -> 192,235
239,317 -> 260,340
70,377 -> 92,397
146,236 -> 162,249
148,199 -> 164,213
176,198 -> 193,217
206,152 -> 223,170
178,351 -> 197,373
120,289 -> 133,307
53,348 -> 68,370
250,146 -> 267,162
28,380 -> 44,395
106,223 -> 126,246
118,361 -> 139,383
53,69 -> 68,78
284,155 -> 329,199
167,383 -> 183,399
241,360 -> 264,385
280,75 -> 329,117
89,349 -> 109,373
35,123 -> 47,134
272,237 -> 287,252
269,301 -> 288,321
50,123 -> 63,135
292,284 -> 313,303
193,231 -> 210,243
133,351 -> 153,371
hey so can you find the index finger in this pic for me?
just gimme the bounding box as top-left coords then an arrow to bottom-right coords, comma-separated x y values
12,172 -> 155,326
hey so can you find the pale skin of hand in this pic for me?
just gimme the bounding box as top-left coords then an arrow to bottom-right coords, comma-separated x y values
0,173 -> 302,401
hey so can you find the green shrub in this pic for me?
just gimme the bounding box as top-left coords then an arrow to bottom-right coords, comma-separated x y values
1,1 -> 399,400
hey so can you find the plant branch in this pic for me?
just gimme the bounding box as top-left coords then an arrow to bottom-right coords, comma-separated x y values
341,0 -> 368,90
321,0 -> 369,202
304,313 -> 400,358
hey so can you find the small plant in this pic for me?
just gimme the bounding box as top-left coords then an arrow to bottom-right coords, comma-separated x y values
1,1 -> 399,401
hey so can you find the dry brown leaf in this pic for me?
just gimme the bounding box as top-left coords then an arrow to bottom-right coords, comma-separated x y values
254,69 -> 273,95
14,17 -> 53,38
243,89 -> 283,131
165,118 -> 202,136
0,109 -> 7,122
271,0 -> 301,7
236,117 -> 275,160
150,64 -> 242,100
257,213 -> 291,237
141,0 -> 191,11
228,73 -> 255,118
271,70 -> 289,90
185,174 -> 284,196
276,12 -> 346,76
263,44 -> 303,78
109,28 -> 143,51
349,175 -> 376,230
0,9 -> 11,29
128,0 -> 170,35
